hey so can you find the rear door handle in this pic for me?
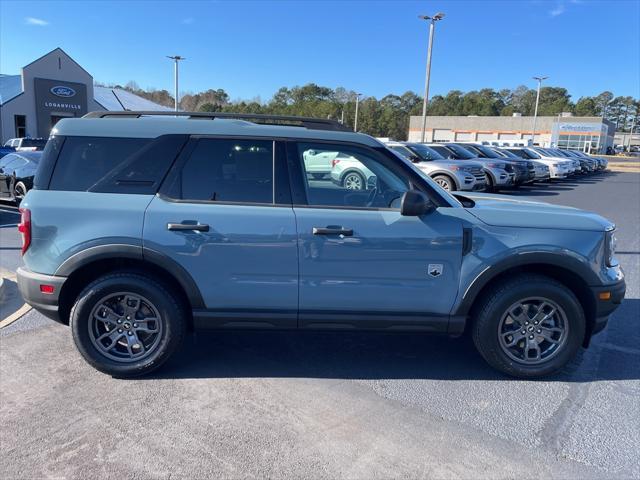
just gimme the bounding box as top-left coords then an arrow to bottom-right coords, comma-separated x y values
167,222 -> 210,232
312,226 -> 353,236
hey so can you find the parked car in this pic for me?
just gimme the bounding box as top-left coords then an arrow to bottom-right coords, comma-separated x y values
570,150 -> 607,170
3,137 -> 47,152
385,141 -> 487,192
0,151 -> 40,206
457,143 -> 535,186
538,148 -> 593,173
426,143 -> 512,191
0,147 -> 15,159
302,149 -> 340,179
490,147 -> 550,182
531,148 -> 581,174
17,111 -> 625,379
502,147 -> 573,179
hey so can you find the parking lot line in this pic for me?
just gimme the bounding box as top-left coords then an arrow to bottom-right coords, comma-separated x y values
0,303 -> 32,328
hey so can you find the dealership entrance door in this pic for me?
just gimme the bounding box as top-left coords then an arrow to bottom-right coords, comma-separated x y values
50,113 -> 74,133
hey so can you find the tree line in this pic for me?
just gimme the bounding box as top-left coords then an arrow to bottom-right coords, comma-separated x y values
101,81 -> 639,141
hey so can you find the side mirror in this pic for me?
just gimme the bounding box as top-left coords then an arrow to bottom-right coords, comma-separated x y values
410,154 -> 421,163
400,190 -> 434,216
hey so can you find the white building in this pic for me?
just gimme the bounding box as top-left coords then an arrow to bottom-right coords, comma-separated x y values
0,48 -> 169,143
408,113 -> 616,153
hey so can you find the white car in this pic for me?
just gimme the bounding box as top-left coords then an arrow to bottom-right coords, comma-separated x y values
502,147 -> 573,179
529,147 -> 581,173
302,149 -> 341,179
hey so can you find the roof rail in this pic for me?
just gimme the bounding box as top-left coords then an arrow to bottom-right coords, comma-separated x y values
82,111 -> 351,132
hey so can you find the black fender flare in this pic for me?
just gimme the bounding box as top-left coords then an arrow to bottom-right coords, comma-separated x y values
55,243 -> 205,309
454,251 -> 600,316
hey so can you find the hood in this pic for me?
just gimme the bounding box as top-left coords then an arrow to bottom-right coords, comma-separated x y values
456,192 -> 613,231
426,160 -> 484,170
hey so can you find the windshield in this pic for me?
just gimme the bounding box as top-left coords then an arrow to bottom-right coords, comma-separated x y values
522,148 -> 541,159
21,139 -> 47,149
407,144 -> 446,161
444,144 -> 476,159
494,148 -> 518,158
471,144 -> 501,158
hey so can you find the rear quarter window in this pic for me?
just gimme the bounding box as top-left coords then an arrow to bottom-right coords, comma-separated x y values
49,137 -> 150,191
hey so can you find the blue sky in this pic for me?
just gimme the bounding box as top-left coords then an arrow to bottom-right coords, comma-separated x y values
1,0 -> 638,101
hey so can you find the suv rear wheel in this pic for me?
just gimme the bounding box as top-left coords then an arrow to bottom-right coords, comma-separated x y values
342,171 -> 365,190
70,272 -> 186,377
472,274 -> 585,378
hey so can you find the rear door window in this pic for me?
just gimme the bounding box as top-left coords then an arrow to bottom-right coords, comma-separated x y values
166,138 -> 274,204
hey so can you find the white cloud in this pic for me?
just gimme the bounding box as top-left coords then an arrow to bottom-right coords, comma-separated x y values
181,17 -> 194,25
25,17 -> 49,26
549,2 -> 566,17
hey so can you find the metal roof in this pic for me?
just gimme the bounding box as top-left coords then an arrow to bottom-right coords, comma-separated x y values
51,116 -> 382,146
93,87 -> 173,111
0,75 -> 22,105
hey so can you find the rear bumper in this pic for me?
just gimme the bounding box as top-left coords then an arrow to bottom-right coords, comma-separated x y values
589,278 -> 626,336
16,267 -> 66,323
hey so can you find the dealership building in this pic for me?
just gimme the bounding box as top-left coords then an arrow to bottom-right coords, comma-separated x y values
0,48 -> 169,143
408,114 -> 616,152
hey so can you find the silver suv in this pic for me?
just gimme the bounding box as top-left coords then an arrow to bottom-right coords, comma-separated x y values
426,143 -> 512,192
385,142 -> 486,192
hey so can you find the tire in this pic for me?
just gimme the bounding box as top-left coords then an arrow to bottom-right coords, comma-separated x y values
342,171 -> 366,190
485,174 -> 495,192
471,274 -> 585,378
70,272 -> 186,378
432,174 -> 455,192
13,181 -> 27,207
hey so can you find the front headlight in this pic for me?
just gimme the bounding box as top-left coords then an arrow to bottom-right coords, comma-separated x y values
605,229 -> 618,267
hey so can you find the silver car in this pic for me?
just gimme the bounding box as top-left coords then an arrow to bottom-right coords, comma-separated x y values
427,143 -> 512,192
385,142 -> 486,192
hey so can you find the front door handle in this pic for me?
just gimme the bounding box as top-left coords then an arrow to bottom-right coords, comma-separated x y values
167,222 -> 210,232
312,226 -> 353,236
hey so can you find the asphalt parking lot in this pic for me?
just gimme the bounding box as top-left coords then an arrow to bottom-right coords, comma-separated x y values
1,171 -> 639,479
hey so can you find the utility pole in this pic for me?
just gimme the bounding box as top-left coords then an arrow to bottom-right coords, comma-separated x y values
418,12 -> 445,143
354,93 -> 362,132
166,55 -> 185,111
531,75 -> 548,146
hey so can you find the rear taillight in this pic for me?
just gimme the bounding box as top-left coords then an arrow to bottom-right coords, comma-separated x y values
17,208 -> 31,255
331,159 -> 341,168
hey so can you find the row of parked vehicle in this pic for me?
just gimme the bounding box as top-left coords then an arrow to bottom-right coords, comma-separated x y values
304,141 -> 608,194
379,142 -> 608,193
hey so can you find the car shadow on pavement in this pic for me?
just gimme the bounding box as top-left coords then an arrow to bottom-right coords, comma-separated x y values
149,299 -> 639,382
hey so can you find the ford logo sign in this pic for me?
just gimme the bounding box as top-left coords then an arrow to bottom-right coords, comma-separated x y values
50,86 -> 76,98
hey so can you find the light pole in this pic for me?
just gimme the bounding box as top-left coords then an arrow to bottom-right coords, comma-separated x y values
530,75 -> 548,146
354,93 -> 362,132
166,55 -> 185,111
418,12 -> 445,143
627,119 -> 637,153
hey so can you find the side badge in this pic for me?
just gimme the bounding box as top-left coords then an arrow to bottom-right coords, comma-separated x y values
428,264 -> 443,277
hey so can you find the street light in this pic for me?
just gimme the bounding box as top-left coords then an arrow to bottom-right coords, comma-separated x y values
354,93 -> 362,132
418,12 -> 445,143
530,75 -> 548,146
166,55 -> 186,111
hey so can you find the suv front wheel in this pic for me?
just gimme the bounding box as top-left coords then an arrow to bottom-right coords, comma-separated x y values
71,272 -> 186,377
472,274 -> 585,378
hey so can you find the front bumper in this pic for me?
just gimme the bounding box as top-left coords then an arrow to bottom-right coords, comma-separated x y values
16,267 -> 66,323
589,278 -> 626,336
